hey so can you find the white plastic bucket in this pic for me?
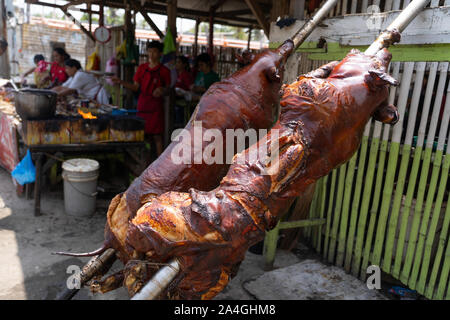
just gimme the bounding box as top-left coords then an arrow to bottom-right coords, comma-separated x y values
62,158 -> 99,217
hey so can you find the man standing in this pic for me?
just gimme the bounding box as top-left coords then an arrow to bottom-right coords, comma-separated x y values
112,40 -> 171,157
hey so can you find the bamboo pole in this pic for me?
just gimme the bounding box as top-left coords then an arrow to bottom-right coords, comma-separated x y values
392,62 -> 438,278
344,127 -> 370,272
424,100 -> 450,299
328,163 -> 347,263
317,176 -> 329,253
408,63 -> 449,291
323,170 -> 337,260
371,62 -> 415,268
382,62 -> 426,274
433,165 -> 450,299
336,152 -> 357,267
358,63 -> 400,279
400,62 -> 448,286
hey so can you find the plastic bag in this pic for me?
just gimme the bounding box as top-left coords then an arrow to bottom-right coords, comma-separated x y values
105,56 -> 118,86
11,150 -> 36,185
163,27 -> 176,55
86,48 -> 101,71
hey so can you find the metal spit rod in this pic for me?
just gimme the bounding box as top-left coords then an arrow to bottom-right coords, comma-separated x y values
291,0 -> 339,50
131,258 -> 181,300
365,0 -> 431,55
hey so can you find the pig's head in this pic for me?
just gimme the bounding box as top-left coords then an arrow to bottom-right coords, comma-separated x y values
327,48 -> 399,125
279,48 -> 400,178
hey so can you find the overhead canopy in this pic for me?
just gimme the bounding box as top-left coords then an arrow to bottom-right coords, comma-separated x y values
25,0 -> 273,33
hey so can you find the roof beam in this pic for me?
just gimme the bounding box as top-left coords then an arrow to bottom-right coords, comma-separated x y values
244,0 -> 270,37
60,7 -> 95,42
138,10 -> 164,39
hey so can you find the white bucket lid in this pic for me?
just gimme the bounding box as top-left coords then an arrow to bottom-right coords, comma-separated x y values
62,158 -> 99,173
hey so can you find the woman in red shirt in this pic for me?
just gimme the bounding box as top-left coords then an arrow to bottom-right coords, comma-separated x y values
112,41 -> 170,157
175,55 -> 193,91
50,47 -> 70,86
174,55 -> 194,126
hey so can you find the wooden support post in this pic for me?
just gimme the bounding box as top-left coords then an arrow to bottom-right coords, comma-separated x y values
167,0 -> 177,42
33,152 -> 43,217
193,18 -> 200,58
247,27 -> 252,49
123,2 -> 135,109
290,0 -> 305,19
244,0 -> 270,38
88,2 -> 92,33
0,0 -> 10,79
208,10 -> 214,57
166,0 -> 178,147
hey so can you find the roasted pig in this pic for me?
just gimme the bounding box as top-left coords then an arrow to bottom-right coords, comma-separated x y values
100,48 -> 399,299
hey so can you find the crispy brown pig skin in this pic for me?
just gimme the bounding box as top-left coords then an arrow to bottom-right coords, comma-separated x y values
125,40 -> 295,217
123,48 -> 399,299
101,40 -> 295,264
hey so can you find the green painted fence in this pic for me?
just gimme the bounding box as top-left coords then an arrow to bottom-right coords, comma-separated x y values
301,58 -> 450,299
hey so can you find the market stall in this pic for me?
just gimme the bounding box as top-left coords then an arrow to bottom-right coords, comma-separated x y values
0,81 -> 146,216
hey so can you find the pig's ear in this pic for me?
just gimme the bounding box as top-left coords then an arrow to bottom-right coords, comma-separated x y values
373,102 -> 399,125
265,66 -> 281,82
366,69 -> 399,87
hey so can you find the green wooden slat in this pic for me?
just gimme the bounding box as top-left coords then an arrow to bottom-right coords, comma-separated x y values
352,135 -> 381,277
383,62 -> 426,274
323,170 -> 337,259
401,62 -> 448,287
436,210 -> 450,299
418,152 -> 448,296
317,176 -> 328,253
409,151 -> 443,292
345,138 -> 369,272
360,137 -> 389,280
313,179 -> 324,251
336,152 -> 358,267
400,148 -> 433,285
392,146 -> 424,278
307,182 -> 320,243
372,141 -> 401,267
382,144 -> 412,273
393,62 -> 439,279
279,218 -> 326,229
373,62 -> 414,270
263,221 -> 281,270
328,163 -> 347,263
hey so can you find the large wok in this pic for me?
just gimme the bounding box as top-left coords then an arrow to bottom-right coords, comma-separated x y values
14,88 -> 57,120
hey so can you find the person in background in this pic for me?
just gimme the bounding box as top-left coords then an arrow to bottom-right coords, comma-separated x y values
191,53 -> 220,95
52,59 -> 110,105
163,51 -> 177,88
174,55 -> 194,127
50,47 -> 70,87
175,55 -> 193,91
111,40 -> 171,157
0,38 -> 7,56
20,54 -> 51,88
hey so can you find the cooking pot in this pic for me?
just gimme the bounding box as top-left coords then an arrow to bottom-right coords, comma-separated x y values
14,89 -> 57,120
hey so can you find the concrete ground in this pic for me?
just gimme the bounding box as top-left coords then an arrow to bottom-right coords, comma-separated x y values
0,166 -> 389,300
